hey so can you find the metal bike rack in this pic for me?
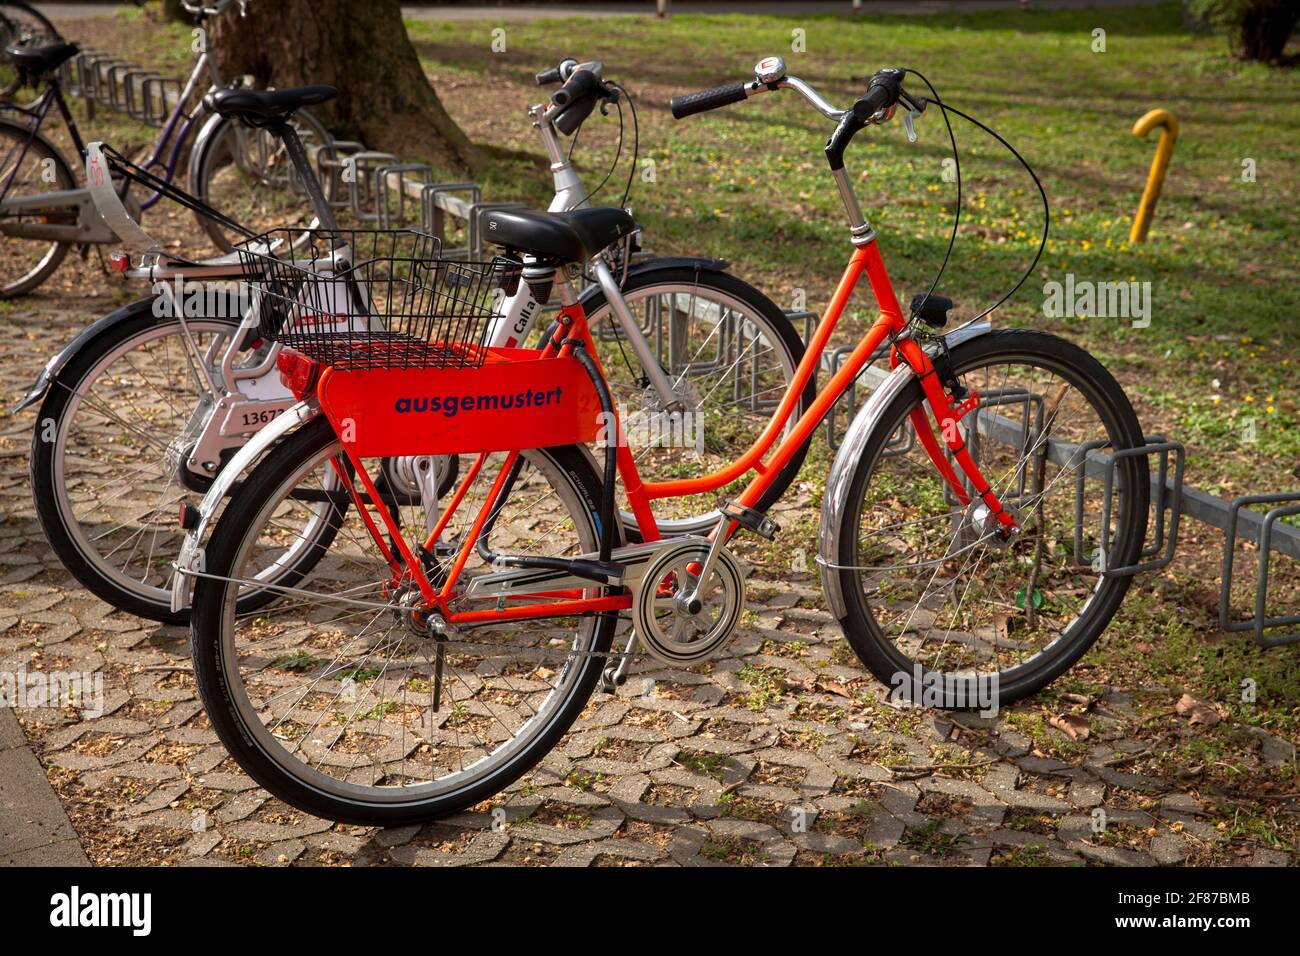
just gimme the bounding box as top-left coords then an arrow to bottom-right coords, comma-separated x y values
343,151 -> 400,221
822,342 -> 890,450
1068,435 -> 1184,578
106,62 -> 135,112
417,182 -> 478,247
1219,492 -> 1300,647
314,140 -> 365,208
141,75 -> 182,127
75,51 -> 119,117
91,57 -> 123,109
123,69 -> 164,124
375,163 -> 434,228
59,50 -> 90,96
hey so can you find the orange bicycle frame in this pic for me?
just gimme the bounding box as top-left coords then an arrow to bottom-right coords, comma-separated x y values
316,234 -> 1014,624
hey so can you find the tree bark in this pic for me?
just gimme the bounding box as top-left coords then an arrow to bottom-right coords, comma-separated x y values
208,0 -> 478,171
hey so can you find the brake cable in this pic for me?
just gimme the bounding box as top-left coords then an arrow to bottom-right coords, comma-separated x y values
613,81 -> 640,210
904,67 -> 1050,328
580,80 -> 645,387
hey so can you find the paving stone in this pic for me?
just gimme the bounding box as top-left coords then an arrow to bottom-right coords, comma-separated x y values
1242,726 -> 1296,767
390,831 -> 510,866
0,745 -> 80,856
1068,779 -> 1106,809
1069,840 -> 1155,866
1251,848 -> 1290,867
1150,833 -> 1192,865
258,839 -> 306,866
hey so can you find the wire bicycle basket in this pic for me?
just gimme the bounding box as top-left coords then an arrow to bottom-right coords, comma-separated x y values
237,227 -> 523,371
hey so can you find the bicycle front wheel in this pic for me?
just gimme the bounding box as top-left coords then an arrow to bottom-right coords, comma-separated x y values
830,329 -> 1149,706
190,419 -> 616,825
0,119 -> 73,297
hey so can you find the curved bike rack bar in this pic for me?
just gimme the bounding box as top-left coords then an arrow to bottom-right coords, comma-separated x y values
1220,493 -> 1300,647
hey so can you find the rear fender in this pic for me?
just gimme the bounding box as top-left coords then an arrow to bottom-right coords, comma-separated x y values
13,296 -> 159,412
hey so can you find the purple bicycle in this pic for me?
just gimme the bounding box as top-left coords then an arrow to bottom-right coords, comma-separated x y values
0,0 -> 328,296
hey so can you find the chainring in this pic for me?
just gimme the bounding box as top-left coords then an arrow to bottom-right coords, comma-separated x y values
632,541 -> 745,666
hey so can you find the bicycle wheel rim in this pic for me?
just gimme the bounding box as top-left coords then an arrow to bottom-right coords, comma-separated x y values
842,340 -> 1146,696
206,439 -> 609,807
0,124 -> 70,295
584,280 -> 799,534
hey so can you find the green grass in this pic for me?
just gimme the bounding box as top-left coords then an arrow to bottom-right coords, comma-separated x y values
407,3 -> 1299,495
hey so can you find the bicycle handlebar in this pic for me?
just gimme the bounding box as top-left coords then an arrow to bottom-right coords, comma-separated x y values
539,59 -> 617,137
670,57 -> 919,169
535,58 -> 578,86
552,67 -> 601,108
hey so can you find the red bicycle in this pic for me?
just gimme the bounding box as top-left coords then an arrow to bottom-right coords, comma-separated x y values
183,61 -> 1149,824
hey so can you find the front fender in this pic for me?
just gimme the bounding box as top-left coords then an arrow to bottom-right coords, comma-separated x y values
13,296 -> 159,412
170,398 -> 321,612
818,321 -> 992,618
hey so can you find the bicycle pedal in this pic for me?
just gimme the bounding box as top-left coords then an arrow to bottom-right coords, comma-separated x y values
720,500 -> 779,540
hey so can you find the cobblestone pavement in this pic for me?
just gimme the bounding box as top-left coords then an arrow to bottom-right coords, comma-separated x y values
0,276 -> 1294,867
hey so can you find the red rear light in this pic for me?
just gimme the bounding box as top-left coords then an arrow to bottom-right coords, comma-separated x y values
277,349 -> 321,399
109,252 -> 130,273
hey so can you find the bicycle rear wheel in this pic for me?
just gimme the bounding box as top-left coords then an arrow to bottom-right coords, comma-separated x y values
190,109 -> 331,253
829,330 -> 1149,706
31,307 -> 344,622
580,266 -> 814,537
190,418 -> 616,825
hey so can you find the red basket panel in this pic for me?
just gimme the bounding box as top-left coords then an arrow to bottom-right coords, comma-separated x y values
317,349 -> 605,457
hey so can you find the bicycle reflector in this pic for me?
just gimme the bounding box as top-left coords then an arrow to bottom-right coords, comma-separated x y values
277,349 -> 321,399
109,252 -> 131,273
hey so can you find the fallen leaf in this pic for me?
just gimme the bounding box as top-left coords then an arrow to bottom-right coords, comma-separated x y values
1049,712 -> 1091,741
1175,694 -> 1221,727
816,679 -> 851,698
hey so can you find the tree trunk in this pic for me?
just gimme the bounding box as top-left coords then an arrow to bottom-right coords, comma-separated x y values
1237,0 -> 1298,62
208,0 -> 478,172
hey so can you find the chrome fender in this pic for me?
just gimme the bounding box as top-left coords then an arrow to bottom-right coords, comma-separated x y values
186,111 -> 227,193
170,398 -> 321,612
818,321 -> 992,618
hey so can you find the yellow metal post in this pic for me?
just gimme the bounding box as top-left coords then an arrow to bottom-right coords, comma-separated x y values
1130,109 -> 1179,243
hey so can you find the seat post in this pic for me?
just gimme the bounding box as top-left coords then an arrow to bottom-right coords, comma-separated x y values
272,119 -> 337,232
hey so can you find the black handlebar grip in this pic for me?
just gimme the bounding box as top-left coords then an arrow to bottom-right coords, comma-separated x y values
554,96 -> 598,136
552,68 -> 600,107
859,83 -> 893,119
535,66 -> 562,85
670,81 -> 748,119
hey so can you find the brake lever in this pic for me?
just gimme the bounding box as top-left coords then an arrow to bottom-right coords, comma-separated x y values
899,91 -> 927,143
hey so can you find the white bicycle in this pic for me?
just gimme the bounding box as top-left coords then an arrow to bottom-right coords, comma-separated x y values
22,61 -> 814,622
